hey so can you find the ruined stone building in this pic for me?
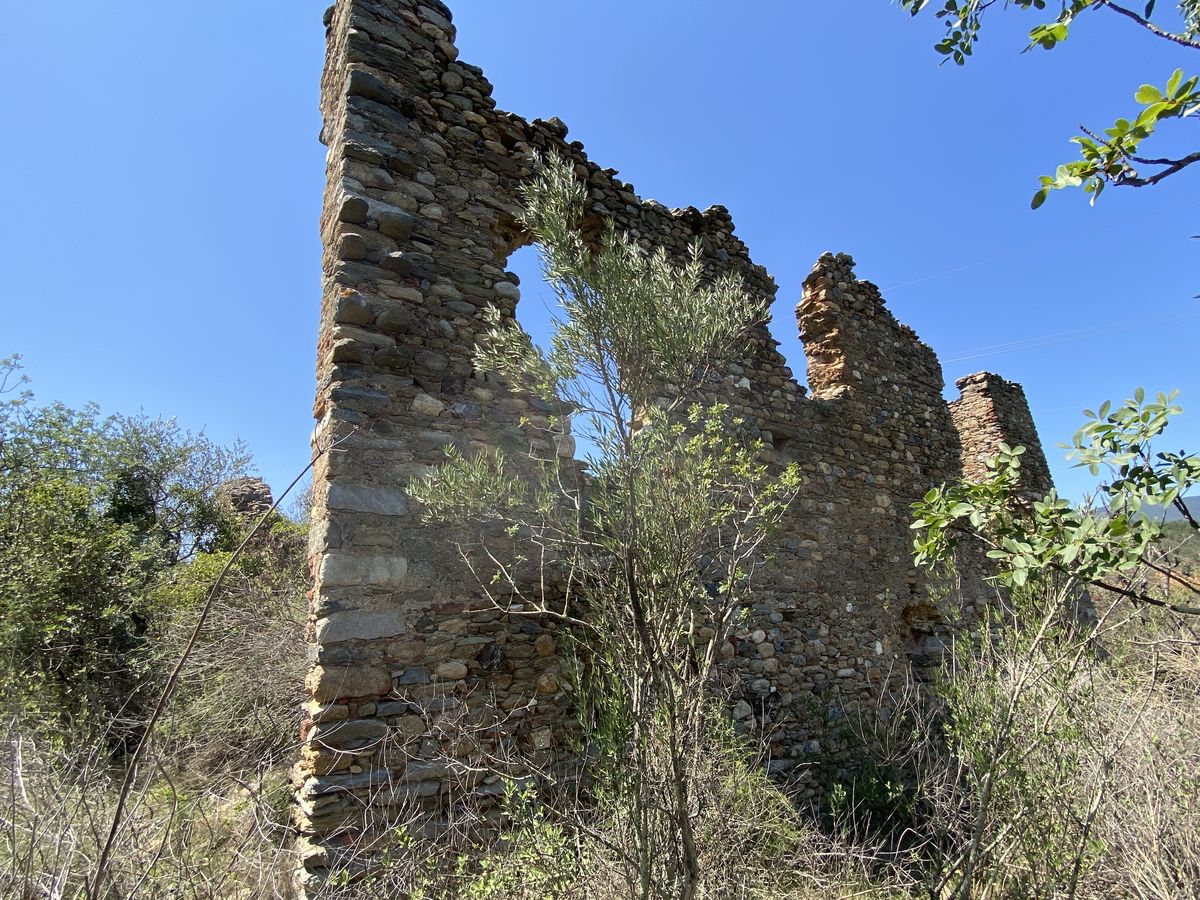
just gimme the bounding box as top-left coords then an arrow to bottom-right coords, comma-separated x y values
294,0 -> 1051,880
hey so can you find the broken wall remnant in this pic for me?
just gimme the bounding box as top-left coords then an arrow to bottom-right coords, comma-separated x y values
950,372 -> 1052,500
295,0 -> 1053,880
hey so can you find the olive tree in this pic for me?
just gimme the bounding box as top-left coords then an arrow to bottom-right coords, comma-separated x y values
410,155 -> 801,900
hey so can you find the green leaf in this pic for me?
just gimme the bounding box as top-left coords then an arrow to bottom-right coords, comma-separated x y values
1031,188 -> 1049,209
1135,84 -> 1163,104
1167,68 -> 1183,97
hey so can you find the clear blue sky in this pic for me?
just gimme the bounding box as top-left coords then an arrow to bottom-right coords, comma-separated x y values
2,1 -> 1196,502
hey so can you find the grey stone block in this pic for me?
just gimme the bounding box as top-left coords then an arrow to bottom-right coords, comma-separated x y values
319,552 -> 409,588
327,482 -> 409,517
316,610 -> 407,644
310,717 -> 389,748
378,209 -> 416,241
333,292 -> 373,326
337,234 -> 368,261
339,196 -> 370,225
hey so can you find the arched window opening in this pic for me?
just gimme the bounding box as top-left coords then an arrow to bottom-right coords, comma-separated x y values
504,243 -> 596,466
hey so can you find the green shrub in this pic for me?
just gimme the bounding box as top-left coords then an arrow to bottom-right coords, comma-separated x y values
0,355 -> 251,737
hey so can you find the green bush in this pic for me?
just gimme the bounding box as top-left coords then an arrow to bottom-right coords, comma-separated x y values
0,354 -> 250,738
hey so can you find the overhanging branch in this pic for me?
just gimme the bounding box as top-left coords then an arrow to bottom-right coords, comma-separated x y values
1100,1 -> 1200,50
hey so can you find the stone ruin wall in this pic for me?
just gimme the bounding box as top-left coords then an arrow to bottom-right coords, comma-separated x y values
951,371 -> 1052,501
294,0 -> 1053,879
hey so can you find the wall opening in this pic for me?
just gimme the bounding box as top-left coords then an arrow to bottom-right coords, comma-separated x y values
505,243 -> 598,466
770,290 -> 811,395
507,242 -> 554,358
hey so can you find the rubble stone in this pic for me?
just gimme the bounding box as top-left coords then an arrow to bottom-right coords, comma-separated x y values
297,0 -> 1053,882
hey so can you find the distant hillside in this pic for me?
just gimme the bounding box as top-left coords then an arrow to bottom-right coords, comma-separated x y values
1139,496 -> 1200,524
1161,519 -> 1199,575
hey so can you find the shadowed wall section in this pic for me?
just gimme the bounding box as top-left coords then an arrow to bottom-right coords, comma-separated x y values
294,0 -> 1052,883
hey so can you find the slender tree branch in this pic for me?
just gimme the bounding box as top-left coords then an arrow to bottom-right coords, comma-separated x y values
1100,1 -> 1200,49
950,522 -> 1200,616
1094,577 -> 1200,615
1139,555 -> 1200,597
1078,124 -> 1200,187
1172,493 -> 1199,530
1117,150 -> 1200,187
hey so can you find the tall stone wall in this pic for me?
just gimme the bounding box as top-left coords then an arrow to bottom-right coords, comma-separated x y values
294,0 -> 1051,881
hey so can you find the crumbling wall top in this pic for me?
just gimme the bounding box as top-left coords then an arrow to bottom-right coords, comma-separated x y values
951,371 -> 1052,499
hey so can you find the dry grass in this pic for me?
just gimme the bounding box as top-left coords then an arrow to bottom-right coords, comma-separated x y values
6,597 -> 1196,900
1,717 -> 299,900
4,524 -> 1198,899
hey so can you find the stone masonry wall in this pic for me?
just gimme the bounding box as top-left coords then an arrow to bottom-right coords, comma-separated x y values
950,372 -> 1053,501
294,0 -> 1052,882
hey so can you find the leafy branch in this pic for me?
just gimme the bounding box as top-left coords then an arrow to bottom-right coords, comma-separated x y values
912,389 -> 1200,615
1035,69 -> 1200,207
899,0 -> 1200,204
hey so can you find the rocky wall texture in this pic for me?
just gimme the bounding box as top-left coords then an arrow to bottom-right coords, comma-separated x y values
950,372 -> 1053,501
293,0 -> 1052,883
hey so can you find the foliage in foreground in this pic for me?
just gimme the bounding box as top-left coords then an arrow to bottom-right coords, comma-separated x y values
913,388 -> 1199,613
0,510 -> 310,900
0,355 -> 253,737
905,386 -> 1200,899
0,355 -> 310,899
899,0 -> 1200,206
310,751 -> 908,900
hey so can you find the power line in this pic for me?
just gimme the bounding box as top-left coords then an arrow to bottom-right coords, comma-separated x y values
882,199 -> 1197,295
881,254 -> 1012,292
943,311 -> 1200,364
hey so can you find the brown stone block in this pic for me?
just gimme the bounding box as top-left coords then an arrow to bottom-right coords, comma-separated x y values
307,665 -> 393,703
